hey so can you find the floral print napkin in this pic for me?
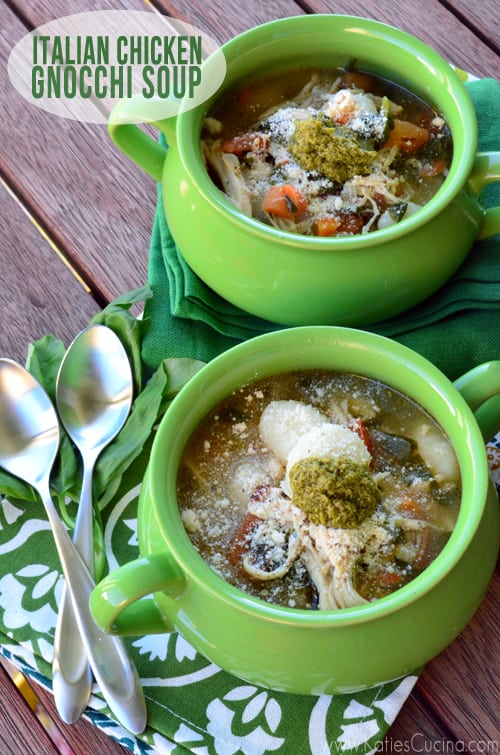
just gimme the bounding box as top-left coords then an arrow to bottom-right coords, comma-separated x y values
0,427 -> 498,755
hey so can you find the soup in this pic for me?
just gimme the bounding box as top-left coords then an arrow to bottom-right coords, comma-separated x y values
177,370 -> 461,610
201,67 -> 452,236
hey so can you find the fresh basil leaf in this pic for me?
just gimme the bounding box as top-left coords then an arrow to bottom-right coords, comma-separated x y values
0,469 -> 38,502
90,285 -> 152,393
51,432 -> 81,510
25,334 -> 66,402
101,285 -> 152,309
163,357 -> 205,399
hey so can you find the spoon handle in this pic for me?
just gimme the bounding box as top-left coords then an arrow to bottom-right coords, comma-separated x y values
52,584 -> 93,723
39,479 -> 147,734
52,463 -> 96,723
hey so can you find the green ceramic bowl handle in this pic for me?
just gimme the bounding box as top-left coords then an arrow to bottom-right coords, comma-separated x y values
468,152 -> 500,239
107,96 -> 178,183
454,361 -> 500,442
89,551 -> 186,636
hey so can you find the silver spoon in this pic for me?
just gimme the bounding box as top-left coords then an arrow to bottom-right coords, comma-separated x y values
0,358 -> 146,734
52,324 -> 134,723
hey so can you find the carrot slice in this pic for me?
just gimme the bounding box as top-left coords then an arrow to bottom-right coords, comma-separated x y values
383,119 -> 430,154
397,495 -> 428,520
313,217 -> 341,236
262,184 -> 308,220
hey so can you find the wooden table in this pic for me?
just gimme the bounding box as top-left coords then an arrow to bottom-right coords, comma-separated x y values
1,1 -> 498,752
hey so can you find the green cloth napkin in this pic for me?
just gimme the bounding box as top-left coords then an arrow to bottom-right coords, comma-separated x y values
142,78 -> 500,381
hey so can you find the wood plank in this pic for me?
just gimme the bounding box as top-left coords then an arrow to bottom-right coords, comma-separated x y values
0,658 -> 129,754
0,661 -> 60,754
1,1 -> 155,303
385,689 -> 459,750
155,0 -> 303,41
29,674 -> 130,754
441,0 -> 500,54
297,0 -> 500,78
417,565 -> 499,744
0,183 -> 100,363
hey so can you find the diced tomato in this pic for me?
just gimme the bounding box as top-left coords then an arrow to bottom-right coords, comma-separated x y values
314,214 -> 364,236
348,418 -> 375,466
383,119 -> 430,154
238,88 -> 252,106
226,512 -> 262,569
413,527 -> 433,570
222,132 -> 270,155
419,159 -> 447,177
339,72 -> 376,92
397,495 -> 428,520
377,569 -> 405,588
261,184 -> 308,220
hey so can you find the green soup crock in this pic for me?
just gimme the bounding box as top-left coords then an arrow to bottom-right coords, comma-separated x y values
90,327 -> 500,694
108,15 -> 500,327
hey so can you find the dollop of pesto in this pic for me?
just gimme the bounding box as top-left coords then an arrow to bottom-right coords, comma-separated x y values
289,117 -> 377,183
289,456 -> 380,529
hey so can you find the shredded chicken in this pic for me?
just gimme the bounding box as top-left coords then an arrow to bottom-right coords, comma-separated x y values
201,141 -> 253,215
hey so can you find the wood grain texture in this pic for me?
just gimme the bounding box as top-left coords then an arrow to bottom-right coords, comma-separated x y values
440,0 -> 500,55
298,0 -> 500,78
28,675 -> 131,754
0,662 -> 61,754
0,184 -> 100,363
155,0 -> 303,42
1,1 -> 155,303
417,565 -> 500,745
385,688 -> 459,749
0,659 -> 129,754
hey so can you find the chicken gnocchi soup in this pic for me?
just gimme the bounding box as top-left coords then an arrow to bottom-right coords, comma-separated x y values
177,370 -> 461,610
201,66 -> 452,236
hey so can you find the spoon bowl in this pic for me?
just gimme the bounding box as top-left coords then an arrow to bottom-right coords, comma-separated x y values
53,325 -> 134,723
0,358 -> 60,486
56,324 -> 134,456
0,357 -> 146,733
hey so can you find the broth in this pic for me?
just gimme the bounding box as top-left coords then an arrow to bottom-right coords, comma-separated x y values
201,66 -> 452,236
177,370 -> 461,610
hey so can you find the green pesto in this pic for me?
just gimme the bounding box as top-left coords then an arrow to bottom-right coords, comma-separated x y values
289,117 -> 377,183
289,456 -> 380,528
